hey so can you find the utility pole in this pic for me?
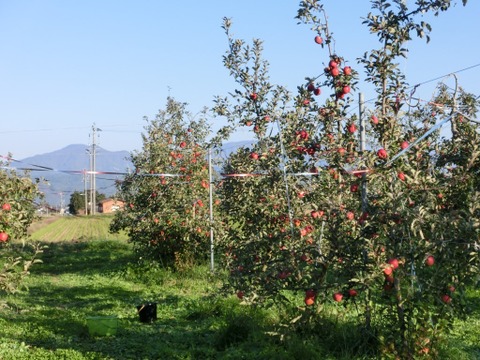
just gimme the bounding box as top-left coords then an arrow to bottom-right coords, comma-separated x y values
90,124 -> 102,215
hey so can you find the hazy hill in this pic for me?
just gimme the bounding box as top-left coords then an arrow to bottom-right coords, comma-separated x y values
14,141 -> 255,208
16,144 -> 131,207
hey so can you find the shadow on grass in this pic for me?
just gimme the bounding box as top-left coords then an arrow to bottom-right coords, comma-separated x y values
30,239 -> 135,276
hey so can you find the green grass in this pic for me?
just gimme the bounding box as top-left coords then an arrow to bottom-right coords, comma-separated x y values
0,216 -> 478,359
29,215 -> 128,242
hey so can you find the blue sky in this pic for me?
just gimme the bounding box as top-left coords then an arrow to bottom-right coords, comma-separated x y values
0,0 -> 478,159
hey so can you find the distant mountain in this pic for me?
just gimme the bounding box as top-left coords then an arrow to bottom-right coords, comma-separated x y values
14,144 -> 132,207
13,141 -> 253,208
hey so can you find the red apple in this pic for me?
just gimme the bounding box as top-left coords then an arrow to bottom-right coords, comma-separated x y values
388,258 -> 399,270
441,294 -> 451,304
311,210 -> 324,219
250,152 -> 259,160
343,66 -> 352,76
329,60 -> 338,68
377,148 -> 388,159
350,184 -> 359,193
347,123 -> 357,133
305,296 -> 315,306
314,35 -> 323,44
179,141 -> 186,148
0,232 -> 8,242
333,292 -> 343,302
331,67 -> 340,77
2,203 -> 11,211
397,172 -> 406,181
400,141 -> 409,150
307,83 -> 315,92
306,289 -> 316,299
346,211 -> 355,221
371,115 -> 379,125
237,291 -> 244,299
250,93 -> 258,101
298,130 -> 309,140
425,255 -> 435,267
383,266 -> 393,276
313,87 -> 321,96
343,85 -> 351,94
348,289 -> 358,297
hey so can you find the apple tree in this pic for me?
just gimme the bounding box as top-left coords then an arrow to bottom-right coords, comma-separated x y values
110,97 -> 218,270
213,0 -> 478,358
0,159 -> 44,294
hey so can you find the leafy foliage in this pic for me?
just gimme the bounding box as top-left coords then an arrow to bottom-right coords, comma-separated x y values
213,1 -> 477,358
110,97 -> 218,269
0,162 -> 44,295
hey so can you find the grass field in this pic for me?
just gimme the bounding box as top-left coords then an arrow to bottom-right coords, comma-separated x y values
29,215 -> 129,242
0,216 -> 478,359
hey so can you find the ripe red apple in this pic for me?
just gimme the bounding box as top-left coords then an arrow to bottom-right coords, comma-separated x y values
250,93 -> 258,101
425,255 -> 435,267
377,148 -> 388,159
350,184 -> 359,193
313,87 -> 321,96
314,35 -> 323,44
250,152 -> 259,160
245,120 -> 253,126
346,211 -> 355,221
331,67 -> 340,77
342,85 -> 351,94
348,289 -> 358,297
0,232 -> 8,242
2,203 -> 11,211
264,115 -> 271,122
298,129 -> 309,140
305,296 -> 315,306
400,141 -> 409,150
388,258 -> 399,270
303,99 -> 310,106
347,123 -> 357,133
311,210 -> 324,219
179,141 -> 187,148
306,289 -> 316,299
371,115 -> 379,125
383,266 -> 393,276
441,294 -> 451,304
307,83 -> 315,92
338,147 -> 346,156
333,292 -> 343,302
329,60 -> 338,68
237,291 -> 244,299
397,172 -> 406,181
343,66 -> 352,76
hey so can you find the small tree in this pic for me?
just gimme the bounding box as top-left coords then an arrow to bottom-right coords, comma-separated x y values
68,190 -> 106,215
110,97 -> 218,269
